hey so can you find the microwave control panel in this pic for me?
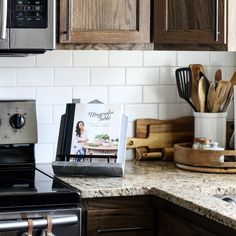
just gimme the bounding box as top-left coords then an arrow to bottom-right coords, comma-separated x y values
11,0 -> 48,28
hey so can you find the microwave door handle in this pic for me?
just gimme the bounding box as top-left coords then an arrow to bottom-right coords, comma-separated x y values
0,0 -> 7,39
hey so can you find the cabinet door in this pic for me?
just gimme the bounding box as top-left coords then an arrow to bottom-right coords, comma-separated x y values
154,0 -> 225,49
60,0 -> 150,44
83,197 -> 155,236
157,210 -> 216,236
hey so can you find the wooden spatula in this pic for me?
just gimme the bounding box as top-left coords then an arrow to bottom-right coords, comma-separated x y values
212,81 -> 232,113
230,72 -> 236,85
207,82 -> 216,112
189,64 -> 204,112
222,85 -> 233,112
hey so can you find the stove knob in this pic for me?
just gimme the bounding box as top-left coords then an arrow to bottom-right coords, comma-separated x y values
9,114 -> 25,129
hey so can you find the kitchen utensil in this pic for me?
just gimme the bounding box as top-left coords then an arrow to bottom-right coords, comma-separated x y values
230,72 -> 236,85
212,80 -> 232,112
198,75 -> 210,112
207,82 -> 216,112
215,69 -> 222,88
175,68 -> 197,111
222,85 -> 233,112
189,65 -> 204,112
189,64 -> 204,79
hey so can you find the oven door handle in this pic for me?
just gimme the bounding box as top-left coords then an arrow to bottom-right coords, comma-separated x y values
0,214 -> 78,231
0,0 -> 7,40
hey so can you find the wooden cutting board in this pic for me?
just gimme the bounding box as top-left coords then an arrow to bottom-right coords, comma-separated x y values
127,117 -> 194,160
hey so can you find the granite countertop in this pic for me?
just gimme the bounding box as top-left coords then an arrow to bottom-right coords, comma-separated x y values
56,161 -> 236,230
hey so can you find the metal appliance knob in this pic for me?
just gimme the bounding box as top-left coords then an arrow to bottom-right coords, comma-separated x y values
9,114 -> 25,129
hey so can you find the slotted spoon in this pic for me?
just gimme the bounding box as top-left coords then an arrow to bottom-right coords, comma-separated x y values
175,68 -> 197,112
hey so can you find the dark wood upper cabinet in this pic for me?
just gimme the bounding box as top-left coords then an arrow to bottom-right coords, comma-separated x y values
154,0 -> 226,50
59,0 -> 150,44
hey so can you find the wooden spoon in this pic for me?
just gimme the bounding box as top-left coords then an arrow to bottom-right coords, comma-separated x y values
215,69 -> 222,88
198,77 -> 207,112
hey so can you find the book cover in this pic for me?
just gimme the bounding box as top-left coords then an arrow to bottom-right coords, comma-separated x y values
70,103 -> 126,163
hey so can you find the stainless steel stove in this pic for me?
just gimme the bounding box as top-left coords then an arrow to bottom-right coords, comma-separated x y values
0,100 -> 82,236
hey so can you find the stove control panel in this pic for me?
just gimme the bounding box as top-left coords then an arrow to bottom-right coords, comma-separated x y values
0,100 -> 38,144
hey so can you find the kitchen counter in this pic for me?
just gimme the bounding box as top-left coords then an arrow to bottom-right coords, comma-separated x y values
54,161 -> 236,230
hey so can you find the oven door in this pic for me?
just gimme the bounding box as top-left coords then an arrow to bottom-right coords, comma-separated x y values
0,208 -> 81,236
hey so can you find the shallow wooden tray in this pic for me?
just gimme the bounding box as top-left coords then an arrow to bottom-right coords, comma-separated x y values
174,143 -> 236,173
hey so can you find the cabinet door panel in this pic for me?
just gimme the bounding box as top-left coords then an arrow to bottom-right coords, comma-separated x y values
157,210 -> 216,236
74,0 -> 137,31
167,0 -> 213,31
154,0 -> 225,46
60,0 -> 150,43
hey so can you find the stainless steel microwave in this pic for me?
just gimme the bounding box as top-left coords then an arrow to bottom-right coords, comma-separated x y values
0,0 -> 56,56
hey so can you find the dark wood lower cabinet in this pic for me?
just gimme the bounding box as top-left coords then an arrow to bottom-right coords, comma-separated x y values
82,196 -> 236,236
82,196 -> 155,236
157,210 -> 215,236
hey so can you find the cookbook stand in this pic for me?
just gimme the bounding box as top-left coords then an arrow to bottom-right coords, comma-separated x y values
174,143 -> 236,173
52,102 -> 128,177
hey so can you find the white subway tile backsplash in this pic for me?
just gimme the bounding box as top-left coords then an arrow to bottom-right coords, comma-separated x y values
73,86 -> 108,103
35,144 -> 54,163
36,106 -> 53,124
0,50 -> 234,162
158,104 -> 193,120
109,86 -> 142,104
36,87 -> 72,105
144,51 -> 177,67
125,104 -> 158,122
55,68 -> 90,86
178,51 -> 210,66
73,50 -> 108,67
0,56 -> 36,67
37,124 -> 60,143
0,87 -> 35,99
91,68 -> 125,85
210,52 -> 236,67
37,50 -> 72,67
109,51 -> 143,67
0,68 -> 17,86
126,68 -> 159,85
143,86 -> 177,103
18,68 -> 54,86
159,67 -> 177,85
53,105 -> 67,124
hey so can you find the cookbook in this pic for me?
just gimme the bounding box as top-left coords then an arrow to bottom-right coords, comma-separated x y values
53,101 -> 128,177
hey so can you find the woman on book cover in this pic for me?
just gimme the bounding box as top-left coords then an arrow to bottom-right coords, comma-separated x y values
73,120 -> 88,158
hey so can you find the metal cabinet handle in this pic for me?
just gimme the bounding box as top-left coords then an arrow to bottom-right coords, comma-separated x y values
215,0 -> 219,42
0,0 -> 7,39
67,0 -> 73,41
0,214 -> 78,231
97,226 -> 148,233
